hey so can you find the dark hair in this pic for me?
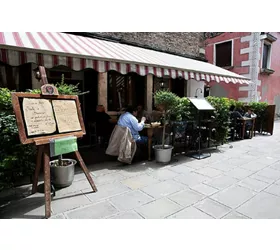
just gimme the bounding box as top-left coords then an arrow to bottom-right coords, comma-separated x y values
126,106 -> 137,114
229,105 -> 235,112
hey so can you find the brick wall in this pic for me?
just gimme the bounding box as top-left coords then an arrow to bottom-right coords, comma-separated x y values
91,32 -> 205,60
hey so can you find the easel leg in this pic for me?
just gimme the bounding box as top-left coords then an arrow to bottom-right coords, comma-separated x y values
43,145 -> 51,219
32,145 -> 44,194
74,151 -> 97,192
147,128 -> 153,161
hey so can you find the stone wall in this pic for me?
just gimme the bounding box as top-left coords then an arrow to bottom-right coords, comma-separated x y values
91,32 -> 205,60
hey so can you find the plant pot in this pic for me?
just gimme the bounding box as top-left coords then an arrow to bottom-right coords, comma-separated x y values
153,145 -> 174,163
50,159 -> 76,188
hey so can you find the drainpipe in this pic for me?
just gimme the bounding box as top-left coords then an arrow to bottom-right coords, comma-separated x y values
248,32 -> 261,102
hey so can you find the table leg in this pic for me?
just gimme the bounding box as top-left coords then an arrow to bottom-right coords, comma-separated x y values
242,121 -> 246,139
147,128 -> 153,161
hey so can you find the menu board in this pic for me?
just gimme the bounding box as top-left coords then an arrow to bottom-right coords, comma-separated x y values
22,98 -> 56,136
52,100 -> 82,133
22,98 -> 82,136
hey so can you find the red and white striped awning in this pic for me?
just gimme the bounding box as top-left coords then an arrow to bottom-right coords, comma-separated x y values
0,32 -> 251,84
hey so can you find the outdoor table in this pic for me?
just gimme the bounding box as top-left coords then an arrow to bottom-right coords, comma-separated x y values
238,117 -> 256,139
144,124 -> 163,161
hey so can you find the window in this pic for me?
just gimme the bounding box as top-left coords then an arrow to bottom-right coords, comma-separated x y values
262,43 -> 272,69
215,41 -> 233,67
107,71 -> 145,111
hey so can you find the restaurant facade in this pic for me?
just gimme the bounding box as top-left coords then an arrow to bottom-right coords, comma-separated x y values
0,32 -> 251,126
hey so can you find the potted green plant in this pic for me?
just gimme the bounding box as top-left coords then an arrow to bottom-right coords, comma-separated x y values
50,155 -> 77,188
153,90 -> 179,163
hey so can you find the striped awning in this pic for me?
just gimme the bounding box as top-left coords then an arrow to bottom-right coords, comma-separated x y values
0,32 -> 251,84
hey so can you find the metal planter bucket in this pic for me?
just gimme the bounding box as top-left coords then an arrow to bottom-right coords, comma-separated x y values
50,159 -> 76,188
153,145 -> 174,163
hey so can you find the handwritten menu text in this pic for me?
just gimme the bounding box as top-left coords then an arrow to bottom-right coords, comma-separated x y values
52,100 -> 82,133
22,98 -> 56,136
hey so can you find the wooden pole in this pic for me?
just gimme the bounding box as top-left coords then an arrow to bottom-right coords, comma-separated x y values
43,145 -> 51,219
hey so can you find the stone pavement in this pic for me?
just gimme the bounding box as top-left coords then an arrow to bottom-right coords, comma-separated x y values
2,122 -> 280,219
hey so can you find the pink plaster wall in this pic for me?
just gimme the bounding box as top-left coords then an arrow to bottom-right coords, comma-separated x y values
206,32 -> 280,109
205,32 -> 251,100
259,32 -> 280,106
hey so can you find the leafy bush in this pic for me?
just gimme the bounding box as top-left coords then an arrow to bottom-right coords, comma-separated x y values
207,96 -> 231,144
248,101 -> 268,132
0,88 -> 13,111
170,97 -> 191,121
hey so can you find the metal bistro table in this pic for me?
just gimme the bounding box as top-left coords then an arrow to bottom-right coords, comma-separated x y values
238,117 -> 256,139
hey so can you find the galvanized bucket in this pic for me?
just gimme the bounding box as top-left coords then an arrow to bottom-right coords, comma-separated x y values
153,145 -> 173,163
50,159 -> 76,188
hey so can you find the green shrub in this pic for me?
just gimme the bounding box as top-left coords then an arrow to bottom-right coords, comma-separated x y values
170,97 -> 191,121
207,96 -> 231,144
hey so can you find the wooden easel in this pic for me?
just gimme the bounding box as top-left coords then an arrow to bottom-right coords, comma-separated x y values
11,66 -> 97,219
31,142 -> 97,218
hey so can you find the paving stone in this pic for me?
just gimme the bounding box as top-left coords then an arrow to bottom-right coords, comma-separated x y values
95,172 -> 126,186
204,175 -> 238,190
211,185 -> 256,208
238,177 -> 271,192
135,198 -> 181,219
275,179 -> 280,185
168,164 -> 193,174
119,165 -> 152,178
141,179 -> 185,199
190,183 -> 219,196
174,172 -> 210,187
264,184 -> 280,197
83,182 -> 130,202
250,174 -> 275,184
237,192 -> 280,219
255,156 -> 280,166
73,172 -> 90,182
226,156 -> 254,167
50,213 -> 66,219
90,166 -> 118,177
109,190 -> 154,211
225,168 -> 254,180
51,192 -> 91,214
65,200 -> 118,219
121,174 -> 159,190
0,194 -> 46,219
237,154 -> 258,161
222,211 -> 249,219
107,210 -> 143,219
210,161 -> 236,172
148,169 -> 180,181
168,188 -> 205,207
55,180 -> 94,198
240,161 -> 268,172
168,206 -> 213,219
194,198 -> 231,219
194,167 -> 223,178
269,161 -> 280,171
255,168 -> 280,181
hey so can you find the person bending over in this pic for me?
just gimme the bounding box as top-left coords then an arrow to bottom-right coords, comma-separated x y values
118,106 -> 147,144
